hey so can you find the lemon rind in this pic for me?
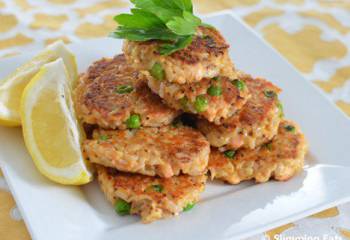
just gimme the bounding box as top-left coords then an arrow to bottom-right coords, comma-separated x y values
0,41 -> 77,127
21,59 -> 92,185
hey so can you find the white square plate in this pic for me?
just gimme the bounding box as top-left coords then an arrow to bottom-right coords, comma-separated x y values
1,13 -> 350,240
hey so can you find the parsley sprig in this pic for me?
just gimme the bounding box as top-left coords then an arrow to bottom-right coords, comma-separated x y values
110,0 -> 208,55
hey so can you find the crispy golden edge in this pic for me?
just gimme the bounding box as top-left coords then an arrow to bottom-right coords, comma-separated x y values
96,165 -> 207,223
209,120 -> 308,184
132,26 -> 229,64
84,125 -> 210,178
197,72 -> 282,149
123,27 -> 236,84
74,55 -> 179,129
147,74 -> 251,123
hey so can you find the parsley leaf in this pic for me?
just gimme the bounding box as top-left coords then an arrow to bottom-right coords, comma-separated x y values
131,0 -> 182,22
173,0 -> 193,12
112,0 -> 208,55
183,11 -> 201,24
166,16 -> 197,35
114,9 -> 164,29
165,11 -> 201,36
159,35 -> 193,55
110,27 -> 179,41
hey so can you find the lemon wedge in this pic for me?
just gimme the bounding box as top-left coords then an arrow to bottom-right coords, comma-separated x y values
0,41 -> 77,126
21,59 -> 92,185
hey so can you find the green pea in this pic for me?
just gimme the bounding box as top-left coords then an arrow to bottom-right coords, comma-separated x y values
264,90 -> 276,98
150,62 -> 165,81
126,114 -> 141,129
114,199 -> 131,216
207,85 -> 222,96
231,79 -> 245,91
194,95 -> 208,112
99,135 -> 109,141
115,85 -> 134,94
183,203 -> 195,212
152,184 -> 163,193
224,150 -> 236,159
265,142 -> 273,151
284,125 -> 296,133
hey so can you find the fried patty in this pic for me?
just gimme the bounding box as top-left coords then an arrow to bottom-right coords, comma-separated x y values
197,73 -> 282,150
209,120 -> 307,184
74,55 -> 180,129
147,75 -> 250,124
79,55 -> 133,84
96,165 -> 207,223
84,125 -> 210,178
123,26 -> 236,84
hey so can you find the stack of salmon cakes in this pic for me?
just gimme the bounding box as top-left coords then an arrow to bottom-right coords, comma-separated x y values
75,55 -> 209,223
125,26 -> 250,124
74,26 -> 307,223
123,26 -> 308,186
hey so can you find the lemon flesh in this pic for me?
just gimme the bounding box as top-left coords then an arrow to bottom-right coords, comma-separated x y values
21,59 -> 92,185
0,41 -> 77,126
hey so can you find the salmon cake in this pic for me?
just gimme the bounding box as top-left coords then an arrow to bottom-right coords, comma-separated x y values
209,120 -> 307,184
96,165 -> 207,223
84,125 -> 210,178
197,73 -> 282,150
79,55 -> 133,84
123,26 -> 236,84
147,75 -> 250,124
74,55 -> 180,129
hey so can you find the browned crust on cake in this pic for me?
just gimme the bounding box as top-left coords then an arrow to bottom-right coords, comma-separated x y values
208,120 -> 308,184
197,73 -> 282,150
84,125 -> 210,178
74,55 -> 180,129
96,165 -> 207,223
